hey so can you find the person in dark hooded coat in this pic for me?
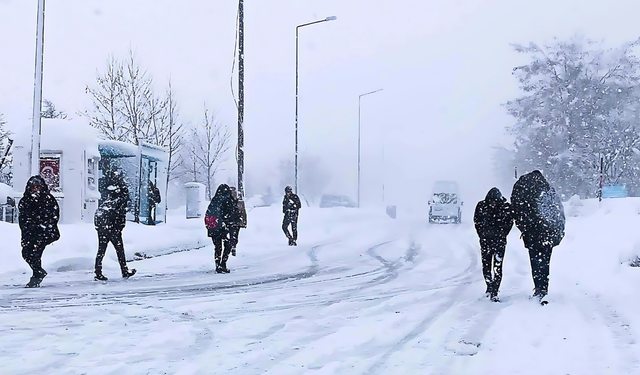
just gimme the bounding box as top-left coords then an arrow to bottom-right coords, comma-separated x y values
205,184 -> 235,273
94,170 -> 136,281
511,170 -> 565,303
474,187 -> 514,301
18,175 -> 60,288
282,186 -> 301,246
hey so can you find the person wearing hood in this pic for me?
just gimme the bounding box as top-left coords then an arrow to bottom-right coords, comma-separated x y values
511,170 -> 565,304
226,186 -> 247,257
94,169 -> 136,281
474,187 -> 514,301
282,186 -> 301,246
18,175 -> 60,288
205,184 -> 235,273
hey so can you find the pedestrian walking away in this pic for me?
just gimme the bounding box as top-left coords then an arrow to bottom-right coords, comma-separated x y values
226,186 -> 247,257
205,184 -> 235,273
18,175 -> 60,288
511,170 -> 565,304
282,186 -> 301,246
94,170 -> 136,281
474,187 -> 514,302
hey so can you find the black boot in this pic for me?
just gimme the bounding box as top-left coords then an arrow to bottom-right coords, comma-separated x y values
217,261 -> 230,274
94,273 -> 108,281
25,277 -> 41,288
122,269 -> 137,278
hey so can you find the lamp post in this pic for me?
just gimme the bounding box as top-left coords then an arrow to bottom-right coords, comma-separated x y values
31,0 -> 46,176
295,15 -> 337,194
357,88 -> 383,208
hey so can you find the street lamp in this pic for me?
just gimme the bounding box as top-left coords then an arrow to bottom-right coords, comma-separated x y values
358,88 -> 383,208
295,15 -> 337,194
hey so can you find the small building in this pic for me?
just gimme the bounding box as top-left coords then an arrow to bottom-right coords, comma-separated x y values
98,140 -> 168,225
12,119 -> 101,224
12,119 -> 169,225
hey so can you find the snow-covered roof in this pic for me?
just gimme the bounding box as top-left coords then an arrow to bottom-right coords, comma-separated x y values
13,118 -> 100,157
0,183 -> 17,201
432,181 -> 459,194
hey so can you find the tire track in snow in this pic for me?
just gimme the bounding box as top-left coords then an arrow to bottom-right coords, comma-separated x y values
362,240 -> 479,375
249,240 -> 422,374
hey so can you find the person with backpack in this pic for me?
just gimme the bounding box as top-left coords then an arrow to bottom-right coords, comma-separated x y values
94,169 -> 136,281
226,186 -> 247,257
282,186 -> 301,246
18,175 -> 60,288
205,184 -> 235,273
511,170 -> 565,304
474,187 -> 514,302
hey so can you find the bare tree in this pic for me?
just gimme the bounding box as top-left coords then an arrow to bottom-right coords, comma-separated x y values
182,107 -> 231,199
0,112 -> 11,184
83,55 -> 128,141
119,49 -> 155,145
155,80 -> 184,183
41,99 -> 68,119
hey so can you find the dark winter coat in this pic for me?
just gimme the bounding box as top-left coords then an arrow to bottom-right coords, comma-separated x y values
205,184 -> 235,238
282,193 -> 302,213
94,175 -> 130,233
149,183 -> 161,206
228,197 -> 247,228
474,188 -> 514,240
511,170 -> 565,249
18,175 -> 60,247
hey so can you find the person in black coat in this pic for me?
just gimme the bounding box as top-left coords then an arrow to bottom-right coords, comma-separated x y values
94,170 -> 136,281
148,181 -> 161,225
205,184 -> 235,273
282,186 -> 301,246
474,187 -> 514,301
511,170 -> 565,303
18,175 -> 60,288
225,186 -> 247,257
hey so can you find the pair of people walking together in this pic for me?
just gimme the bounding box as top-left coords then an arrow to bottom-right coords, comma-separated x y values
474,170 -> 565,304
18,171 -> 137,288
205,184 -> 247,273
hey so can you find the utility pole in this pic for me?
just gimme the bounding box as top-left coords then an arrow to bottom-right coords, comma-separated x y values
31,0 -> 46,176
237,0 -> 245,199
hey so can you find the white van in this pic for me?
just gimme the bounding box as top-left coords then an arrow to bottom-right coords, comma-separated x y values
428,181 -> 463,224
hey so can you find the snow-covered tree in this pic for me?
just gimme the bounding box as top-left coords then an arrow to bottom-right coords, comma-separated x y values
503,36 -> 640,198
0,112 -> 11,184
180,107 -> 231,199
41,99 -> 68,119
84,54 -> 128,141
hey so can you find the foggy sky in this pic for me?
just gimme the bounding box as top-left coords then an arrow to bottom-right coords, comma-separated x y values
2,0 -> 640,208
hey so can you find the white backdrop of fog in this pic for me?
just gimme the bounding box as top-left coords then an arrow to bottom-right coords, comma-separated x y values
2,0 -> 640,209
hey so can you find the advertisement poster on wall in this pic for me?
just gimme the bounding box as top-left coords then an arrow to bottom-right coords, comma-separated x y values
40,157 -> 61,192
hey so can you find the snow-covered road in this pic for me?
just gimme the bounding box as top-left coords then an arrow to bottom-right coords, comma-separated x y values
3,203 -> 640,374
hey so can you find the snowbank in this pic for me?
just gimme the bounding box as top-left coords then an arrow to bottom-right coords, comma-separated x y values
0,205 -> 400,282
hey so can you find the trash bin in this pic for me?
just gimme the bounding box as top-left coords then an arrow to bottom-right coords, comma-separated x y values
185,182 -> 206,219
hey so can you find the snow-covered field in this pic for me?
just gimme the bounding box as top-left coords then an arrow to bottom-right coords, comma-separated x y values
2,200 -> 640,374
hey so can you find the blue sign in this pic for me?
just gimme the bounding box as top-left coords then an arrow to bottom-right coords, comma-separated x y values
601,186 -> 628,199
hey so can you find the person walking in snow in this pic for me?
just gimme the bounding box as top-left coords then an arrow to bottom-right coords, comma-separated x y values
18,175 -> 60,288
94,170 -> 136,281
205,184 -> 235,273
511,170 -> 565,304
474,187 -> 514,302
282,186 -> 301,246
226,186 -> 247,257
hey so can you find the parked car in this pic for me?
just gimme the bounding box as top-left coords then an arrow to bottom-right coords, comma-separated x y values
319,194 -> 357,208
428,181 -> 463,224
